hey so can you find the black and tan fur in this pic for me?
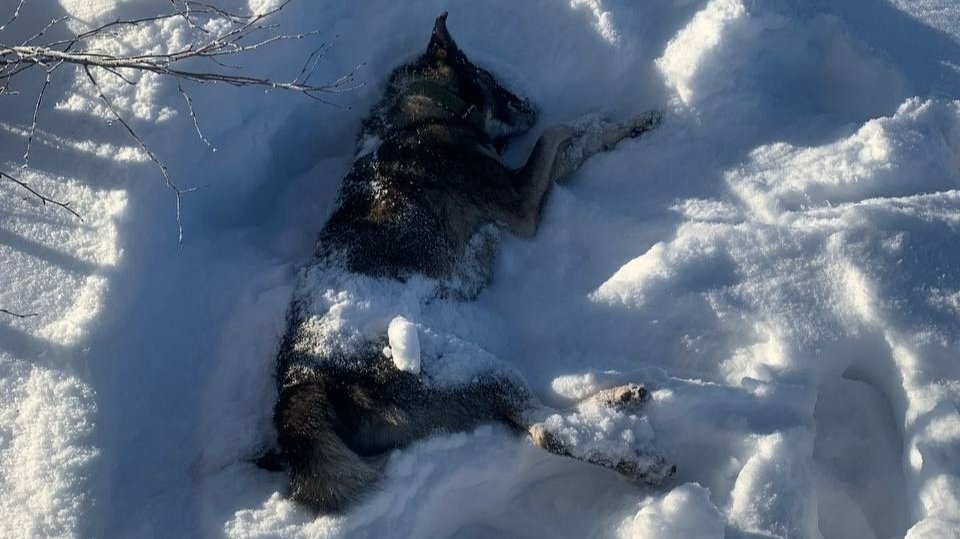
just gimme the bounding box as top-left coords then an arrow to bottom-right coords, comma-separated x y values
265,13 -> 671,513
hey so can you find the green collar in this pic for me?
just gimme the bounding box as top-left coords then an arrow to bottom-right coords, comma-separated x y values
405,79 -> 485,127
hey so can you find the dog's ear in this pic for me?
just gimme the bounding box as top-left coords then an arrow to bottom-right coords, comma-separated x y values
427,11 -> 459,59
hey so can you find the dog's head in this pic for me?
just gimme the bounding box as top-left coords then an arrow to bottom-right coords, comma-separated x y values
402,13 -> 538,144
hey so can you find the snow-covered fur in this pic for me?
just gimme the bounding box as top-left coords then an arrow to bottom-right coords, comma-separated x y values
268,12 -> 670,513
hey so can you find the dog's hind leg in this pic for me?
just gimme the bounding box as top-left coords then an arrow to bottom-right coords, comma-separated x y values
508,111 -> 662,236
275,366 -> 672,514
398,370 -> 676,486
273,378 -> 379,514
422,371 -> 675,485
517,383 -> 676,485
341,367 -> 542,453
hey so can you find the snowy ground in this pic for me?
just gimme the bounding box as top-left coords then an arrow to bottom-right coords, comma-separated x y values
2,0 -> 960,537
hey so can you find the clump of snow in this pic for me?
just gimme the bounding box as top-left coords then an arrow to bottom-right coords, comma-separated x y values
387,316 -> 420,374
617,483 -> 724,539
290,267 -> 432,364
248,0 -> 286,17
550,370 -> 631,402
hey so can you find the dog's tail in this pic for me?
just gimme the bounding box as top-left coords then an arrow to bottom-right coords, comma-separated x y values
273,378 -> 378,513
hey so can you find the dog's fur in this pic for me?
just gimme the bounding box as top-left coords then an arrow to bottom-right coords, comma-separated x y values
266,13 -> 671,513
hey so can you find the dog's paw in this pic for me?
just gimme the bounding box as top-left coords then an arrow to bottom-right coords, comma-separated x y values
526,387 -> 673,485
563,110 -> 661,156
610,451 -> 676,485
582,383 -> 649,412
626,110 -> 662,138
596,110 -> 661,149
529,412 -> 676,485
528,421 -> 570,456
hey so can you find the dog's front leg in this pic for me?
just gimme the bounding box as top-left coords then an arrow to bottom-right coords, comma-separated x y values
510,111 -> 662,236
552,110 -> 662,182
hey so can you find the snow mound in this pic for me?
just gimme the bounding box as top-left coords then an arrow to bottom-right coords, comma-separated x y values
617,483 -> 724,539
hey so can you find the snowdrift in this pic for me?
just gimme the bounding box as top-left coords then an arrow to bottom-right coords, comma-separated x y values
2,0 -> 959,538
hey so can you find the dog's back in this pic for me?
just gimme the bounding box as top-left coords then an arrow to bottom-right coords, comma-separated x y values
317,13 -> 537,281
318,122 -> 514,281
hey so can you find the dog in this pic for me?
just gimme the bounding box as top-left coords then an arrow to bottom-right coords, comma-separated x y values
263,12 -> 673,513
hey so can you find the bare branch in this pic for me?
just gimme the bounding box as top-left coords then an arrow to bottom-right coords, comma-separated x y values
0,0 -> 358,245
0,60 -> 31,82
294,36 -> 334,86
84,66 -> 192,246
204,54 -> 242,70
22,61 -> 60,169
53,12 -> 200,51
0,0 -> 356,97
177,80 -> 215,151
21,16 -> 69,46
101,64 -> 137,85
171,0 -> 210,35
0,0 -> 27,32
0,169 -> 83,220
0,45 -> 361,101
0,308 -> 38,318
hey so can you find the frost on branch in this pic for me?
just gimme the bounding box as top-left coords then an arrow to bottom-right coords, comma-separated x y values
0,0 -> 361,248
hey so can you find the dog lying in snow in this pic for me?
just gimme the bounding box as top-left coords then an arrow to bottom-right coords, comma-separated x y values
262,12 -> 673,513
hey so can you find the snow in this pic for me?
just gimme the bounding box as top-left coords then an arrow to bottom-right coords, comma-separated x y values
387,316 -> 420,374
1,0 -> 960,538
617,483 -> 724,539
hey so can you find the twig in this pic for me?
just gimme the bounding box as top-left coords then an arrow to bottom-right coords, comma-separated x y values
177,80 -> 215,151
84,66 -> 193,246
22,61 -> 61,169
0,169 -> 83,220
294,36 -> 334,86
0,56 -> 22,95
0,308 -> 38,318
0,0 -> 27,32
21,16 -> 69,46
172,0 -> 210,35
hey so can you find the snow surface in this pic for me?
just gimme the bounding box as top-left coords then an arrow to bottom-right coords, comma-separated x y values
2,0 -> 960,538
